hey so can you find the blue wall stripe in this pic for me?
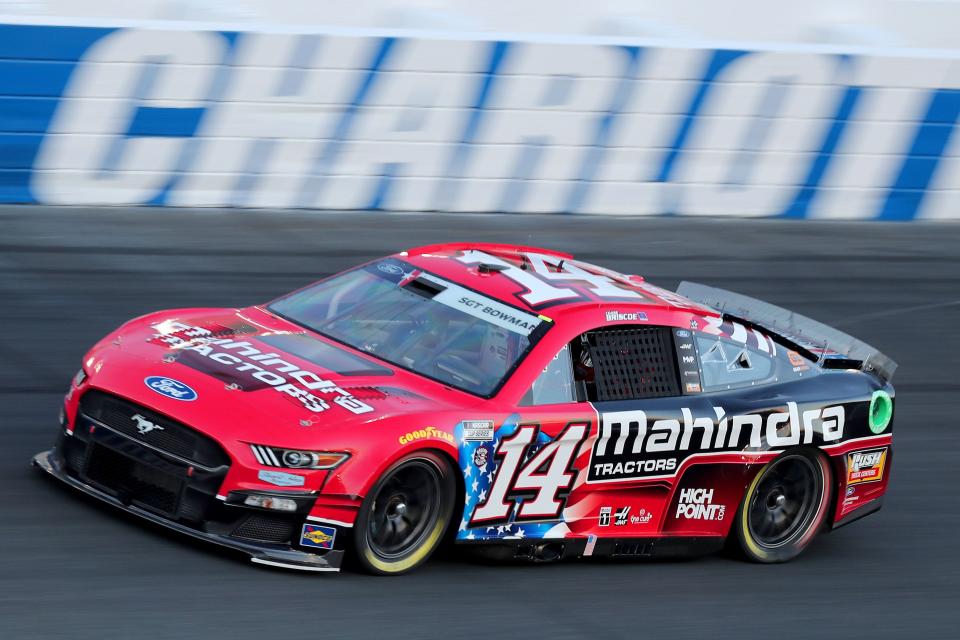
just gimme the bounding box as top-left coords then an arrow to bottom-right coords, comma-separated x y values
0,24 -> 110,61
433,40 -> 511,210
0,27 -> 102,202
0,60 -> 76,97
296,36 -> 396,208
0,96 -> 59,133
126,106 -> 205,138
150,30 -> 239,206
0,134 -> 45,168
497,139 -> 545,212
877,88 -> 960,220
565,45 -> 642,214
655,49 -> 748,185
368,162 -> 399,210
781,58 -> 861,220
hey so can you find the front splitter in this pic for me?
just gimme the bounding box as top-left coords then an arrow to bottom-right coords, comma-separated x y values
32,449 -> 343,573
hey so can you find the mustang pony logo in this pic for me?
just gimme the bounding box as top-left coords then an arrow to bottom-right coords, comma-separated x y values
131,414 -> 165,435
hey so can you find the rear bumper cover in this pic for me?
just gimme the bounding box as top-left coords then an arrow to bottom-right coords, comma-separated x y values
32,448 -> 344,572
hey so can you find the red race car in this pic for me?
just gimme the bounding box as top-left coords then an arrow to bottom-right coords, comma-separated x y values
34,243 -> 896,574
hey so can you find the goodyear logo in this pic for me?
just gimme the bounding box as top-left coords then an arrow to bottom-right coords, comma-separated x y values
398,427 -> 454,446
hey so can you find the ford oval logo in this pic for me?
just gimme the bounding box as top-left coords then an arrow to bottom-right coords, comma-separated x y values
144,376 -> 197,401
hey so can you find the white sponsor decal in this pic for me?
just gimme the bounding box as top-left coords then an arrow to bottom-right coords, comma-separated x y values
599,506 -> 612,527
675,488 -> 726,521
605,310 -> 648,322
456,250 -> 643,306
257,469 -> 306,487
425,274 -> 541,336
590,403 -> 845,482
462,420 -> 495,442
152,322 -> 374,416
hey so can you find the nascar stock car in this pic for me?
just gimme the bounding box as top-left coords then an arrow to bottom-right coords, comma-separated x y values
33,243 -> 896,575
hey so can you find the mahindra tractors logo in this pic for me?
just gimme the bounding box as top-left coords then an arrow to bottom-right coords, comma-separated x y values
590,403 -> 845,482
131,413 -> 165,435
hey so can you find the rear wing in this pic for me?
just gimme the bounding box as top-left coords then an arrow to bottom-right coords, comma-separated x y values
676,281 -> 898,384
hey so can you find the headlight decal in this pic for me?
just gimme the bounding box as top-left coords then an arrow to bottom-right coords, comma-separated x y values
249,444 -> 348,470
251,444 -> 281,466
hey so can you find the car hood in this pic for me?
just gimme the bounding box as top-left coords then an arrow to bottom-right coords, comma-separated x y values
81,306 -> 477,449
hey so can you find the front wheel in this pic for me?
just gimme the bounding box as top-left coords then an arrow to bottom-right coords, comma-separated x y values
353,451 -> 455,575
734,450 -> 832,563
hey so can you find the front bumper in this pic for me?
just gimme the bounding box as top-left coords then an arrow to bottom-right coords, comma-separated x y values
33,444 -> 344,573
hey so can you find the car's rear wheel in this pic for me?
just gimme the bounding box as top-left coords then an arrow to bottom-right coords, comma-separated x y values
353,451 -> 455,575
734,450 -> 832,563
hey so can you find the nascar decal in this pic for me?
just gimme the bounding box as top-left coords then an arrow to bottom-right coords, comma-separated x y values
847,448 -> 888,486
456,416 -> 589,539
150,321 -> 373,415
589,403 -> 844,482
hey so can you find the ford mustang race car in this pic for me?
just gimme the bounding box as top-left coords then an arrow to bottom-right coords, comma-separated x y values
34,243 -> 896,575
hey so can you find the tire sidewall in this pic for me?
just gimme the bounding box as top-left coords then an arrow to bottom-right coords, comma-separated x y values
353,451 -> 456,575
735,449 -> 832,563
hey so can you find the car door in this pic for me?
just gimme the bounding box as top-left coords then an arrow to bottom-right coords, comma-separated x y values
457,342 -> 595,541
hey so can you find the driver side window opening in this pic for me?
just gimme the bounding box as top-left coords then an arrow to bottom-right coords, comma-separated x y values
521,343 -> 576,405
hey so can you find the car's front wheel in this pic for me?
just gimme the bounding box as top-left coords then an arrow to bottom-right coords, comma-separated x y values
353,451 -> 456,575
734,450 -> 832,563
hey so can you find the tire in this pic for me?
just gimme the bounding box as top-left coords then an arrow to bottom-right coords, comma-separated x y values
353,451 -> 456,575
734,449 -> 832,563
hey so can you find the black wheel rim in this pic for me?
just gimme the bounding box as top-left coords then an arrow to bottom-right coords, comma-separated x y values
367,460 -> 442,559
747,455 -> 821,549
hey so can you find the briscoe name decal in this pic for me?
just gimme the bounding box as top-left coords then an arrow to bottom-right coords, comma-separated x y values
151,322 -> 373,415
589,403 -> 844,482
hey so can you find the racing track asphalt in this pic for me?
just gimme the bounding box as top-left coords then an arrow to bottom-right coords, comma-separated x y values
1,207 -> 957,640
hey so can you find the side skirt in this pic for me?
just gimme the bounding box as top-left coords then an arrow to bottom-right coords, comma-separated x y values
831,497 -> 883,530
457,535 -> 725,562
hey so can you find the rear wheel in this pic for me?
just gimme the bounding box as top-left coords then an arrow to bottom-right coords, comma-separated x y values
735,450 -> 832,563
353,452 -> 455,575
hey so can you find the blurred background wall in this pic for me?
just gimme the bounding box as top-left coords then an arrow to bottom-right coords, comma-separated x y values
1,0 -> 958,219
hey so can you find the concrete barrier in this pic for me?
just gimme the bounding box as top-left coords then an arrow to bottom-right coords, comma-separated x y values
2,20 -> 958,219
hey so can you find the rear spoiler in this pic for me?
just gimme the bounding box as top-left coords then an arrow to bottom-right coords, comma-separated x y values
676,281 -> 898,384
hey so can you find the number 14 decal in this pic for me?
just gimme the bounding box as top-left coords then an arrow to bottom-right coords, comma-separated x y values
470,422 -> 589,526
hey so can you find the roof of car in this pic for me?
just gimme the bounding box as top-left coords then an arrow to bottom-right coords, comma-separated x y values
398,242 -> 715,317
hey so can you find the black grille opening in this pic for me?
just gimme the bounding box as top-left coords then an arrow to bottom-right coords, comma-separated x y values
179,488 -> 215,523
230,513 -> 298,544
79,390 -> 229,468
62,437 -> 88,474
587,327 -> 680,401
613,541 -> 654,557
86,445 -> 182,517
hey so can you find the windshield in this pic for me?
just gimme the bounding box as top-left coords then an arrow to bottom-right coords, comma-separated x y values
268,259 -> 548,397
